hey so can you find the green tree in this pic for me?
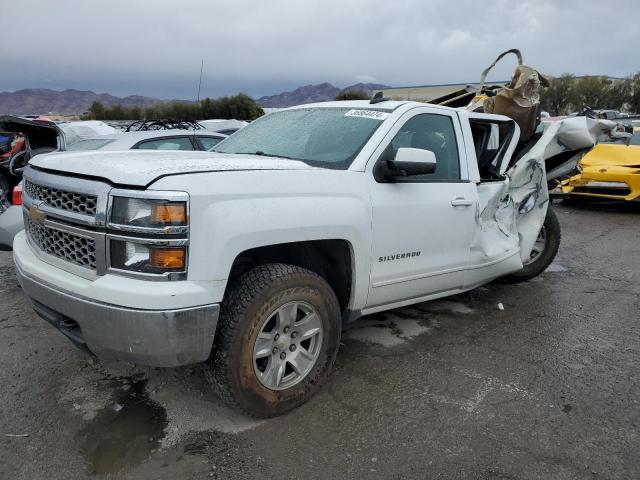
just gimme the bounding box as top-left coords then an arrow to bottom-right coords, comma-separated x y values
335,90 -> 370,101
87,101 -> 106,119
199,94 -> 263,121
570,76 -> 615,110
130,106 -> 142,120
540,74 -> 575,116
83,94 -> 263,121
628,73 -> 640,113
607,77 -> 633,111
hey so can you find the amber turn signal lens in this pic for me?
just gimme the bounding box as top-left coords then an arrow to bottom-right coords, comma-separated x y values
151,203 -> 186,225
149,248 -> 186,269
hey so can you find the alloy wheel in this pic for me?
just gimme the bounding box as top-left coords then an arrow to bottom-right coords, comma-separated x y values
524,225 -> 547,266
253,301 -> 323,390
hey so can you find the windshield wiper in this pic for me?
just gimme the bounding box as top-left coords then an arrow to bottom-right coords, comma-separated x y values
253,151 -> 293,160
225,151 -> 294,160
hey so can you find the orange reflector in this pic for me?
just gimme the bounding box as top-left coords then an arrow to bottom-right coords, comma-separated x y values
12,184 -> 23,206
149,248 -> 186,269
151,203 -> 186,225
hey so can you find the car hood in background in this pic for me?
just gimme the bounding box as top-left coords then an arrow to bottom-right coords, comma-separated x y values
29,150 -> 317,187
580,143 -> 640,168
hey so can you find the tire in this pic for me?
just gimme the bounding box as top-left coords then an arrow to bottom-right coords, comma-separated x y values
503,206 -> 561,282
205,263 -> 341,417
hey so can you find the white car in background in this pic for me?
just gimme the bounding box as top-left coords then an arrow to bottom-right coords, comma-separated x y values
0,129 -> 228,250
199,119 -> 248,135
65,129 -> 227,152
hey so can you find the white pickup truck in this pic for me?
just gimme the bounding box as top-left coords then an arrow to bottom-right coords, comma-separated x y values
15,100 -> 589,417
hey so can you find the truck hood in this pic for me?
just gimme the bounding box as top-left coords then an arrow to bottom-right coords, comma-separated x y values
29,150 -> 316,186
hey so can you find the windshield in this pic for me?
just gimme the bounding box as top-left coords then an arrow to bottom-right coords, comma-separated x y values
212,107 -> 388,169
66,138 -> 115,151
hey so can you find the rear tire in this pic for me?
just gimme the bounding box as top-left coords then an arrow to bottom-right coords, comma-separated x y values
503,206 -> 561,282
205,263 -> 341,417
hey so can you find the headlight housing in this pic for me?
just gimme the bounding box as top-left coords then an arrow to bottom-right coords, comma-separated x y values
107,191 -> 189,280
110,239 -> 187,275
110,197 -> 187,230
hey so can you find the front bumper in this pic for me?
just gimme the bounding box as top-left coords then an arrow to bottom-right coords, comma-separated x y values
15,261 -> 220,368
559,168 -> 640,202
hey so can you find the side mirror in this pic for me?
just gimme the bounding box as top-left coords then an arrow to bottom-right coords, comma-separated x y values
374,148 -> 437,182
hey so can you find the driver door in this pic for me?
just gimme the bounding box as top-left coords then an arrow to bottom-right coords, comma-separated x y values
366,108 -> 477,310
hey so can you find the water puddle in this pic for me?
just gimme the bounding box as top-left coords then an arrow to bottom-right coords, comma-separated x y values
546,263 -> 568,272
345,314 -> 431,347
79,378 -> 167,475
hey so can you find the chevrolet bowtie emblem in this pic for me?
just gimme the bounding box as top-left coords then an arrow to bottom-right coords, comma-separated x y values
29,204 -> 46,224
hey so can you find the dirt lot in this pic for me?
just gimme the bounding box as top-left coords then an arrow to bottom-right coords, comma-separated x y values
1,201 -> 639,480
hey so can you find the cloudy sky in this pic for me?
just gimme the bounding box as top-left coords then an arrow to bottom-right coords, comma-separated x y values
1,0 -> 639,99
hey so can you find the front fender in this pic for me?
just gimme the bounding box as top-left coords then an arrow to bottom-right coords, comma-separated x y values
151,170 -> 372,307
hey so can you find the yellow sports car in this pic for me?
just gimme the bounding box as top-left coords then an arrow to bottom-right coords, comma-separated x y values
560,131 -> 640,202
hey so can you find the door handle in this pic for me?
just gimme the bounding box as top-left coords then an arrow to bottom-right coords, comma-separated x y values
451,197 -> 473,207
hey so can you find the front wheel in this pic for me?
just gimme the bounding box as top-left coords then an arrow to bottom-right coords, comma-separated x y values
205,263 -> 341,417
503,206 -> 561,282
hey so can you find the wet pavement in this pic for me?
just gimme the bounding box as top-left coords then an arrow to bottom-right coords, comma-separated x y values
1,201 -> 639,479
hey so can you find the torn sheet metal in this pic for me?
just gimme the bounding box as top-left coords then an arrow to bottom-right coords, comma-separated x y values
512,116 -> 613,261
544,117 -> 629,183
471,181 -> 517,265
479,49 -> 549,144
470,116 -> 610,265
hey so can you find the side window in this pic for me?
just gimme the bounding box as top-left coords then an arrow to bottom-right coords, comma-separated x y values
198,136 -> 223,150
388,114 -> 460,181
134,137 -> 194,151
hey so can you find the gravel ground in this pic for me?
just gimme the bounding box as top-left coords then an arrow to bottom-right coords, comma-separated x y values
1,202 -> 639,479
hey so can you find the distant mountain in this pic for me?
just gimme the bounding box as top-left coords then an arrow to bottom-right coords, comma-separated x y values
0,82 -> 393,115
0,89 -> 164,115
257,82 -> 391,108
257,83 -> 339,108
341,82 -> 391,97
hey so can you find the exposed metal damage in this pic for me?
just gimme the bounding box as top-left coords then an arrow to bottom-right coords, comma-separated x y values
461,49 -> 617,265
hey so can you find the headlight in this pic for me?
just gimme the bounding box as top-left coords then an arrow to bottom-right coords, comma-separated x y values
110,240 -> 187,275
110,197 -> 187,229
107,191 -> 189,280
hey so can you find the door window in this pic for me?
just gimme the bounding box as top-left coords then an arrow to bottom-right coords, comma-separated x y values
198,136 -> 224,150
387,114 -> 460,181
134,137 -> 194,150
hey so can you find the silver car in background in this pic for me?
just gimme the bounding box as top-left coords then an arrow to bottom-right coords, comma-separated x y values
0,129 -> 227,250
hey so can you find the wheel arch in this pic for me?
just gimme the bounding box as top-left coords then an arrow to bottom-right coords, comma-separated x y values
226,239 -> 356,317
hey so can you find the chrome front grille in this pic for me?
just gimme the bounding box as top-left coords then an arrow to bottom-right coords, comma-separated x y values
22,167 -> 187,281
24,179 -> 98,216
25,216 -> 97,270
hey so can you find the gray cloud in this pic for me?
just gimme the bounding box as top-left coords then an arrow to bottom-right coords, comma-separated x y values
1,0 -> 639,99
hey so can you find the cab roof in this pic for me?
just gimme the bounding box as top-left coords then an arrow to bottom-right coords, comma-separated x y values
285,99 -> 462,114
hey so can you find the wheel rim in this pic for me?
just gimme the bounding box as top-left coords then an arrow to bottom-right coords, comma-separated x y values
524,225 -> 547,266
253,301 -> 323,391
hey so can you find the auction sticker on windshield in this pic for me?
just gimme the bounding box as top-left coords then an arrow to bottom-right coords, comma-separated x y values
344,109 -> 390,120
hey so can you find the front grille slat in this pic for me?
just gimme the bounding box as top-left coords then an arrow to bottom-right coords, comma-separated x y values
24,179 -> 97,216
25,216 -> 97,270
